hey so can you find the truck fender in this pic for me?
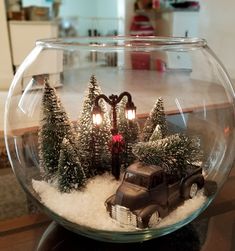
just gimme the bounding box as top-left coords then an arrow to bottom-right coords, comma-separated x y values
181,174 -> 204,199
137,204 -> 166,228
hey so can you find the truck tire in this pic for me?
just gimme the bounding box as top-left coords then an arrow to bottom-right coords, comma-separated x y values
189,183 -> 198,198
182,181 -> 200,199
148,211 -> 161,228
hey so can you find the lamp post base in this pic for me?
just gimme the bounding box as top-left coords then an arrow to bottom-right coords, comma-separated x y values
112,153 -> 120,180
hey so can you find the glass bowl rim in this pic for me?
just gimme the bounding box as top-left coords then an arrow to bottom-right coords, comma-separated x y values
36,36 -> 207,50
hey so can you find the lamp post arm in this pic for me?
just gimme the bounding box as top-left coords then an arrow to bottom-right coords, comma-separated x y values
117,92 -> 133,104
94,92 -> 133,107
94,94 -> 113,107
94,91 -> 134,135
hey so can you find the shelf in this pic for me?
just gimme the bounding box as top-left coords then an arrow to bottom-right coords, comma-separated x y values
135,6 -> 200,16
9,20 -> 59,26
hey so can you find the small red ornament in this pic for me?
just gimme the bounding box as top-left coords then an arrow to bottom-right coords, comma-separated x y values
110,134 -> 125,154
112,134 -> 123,142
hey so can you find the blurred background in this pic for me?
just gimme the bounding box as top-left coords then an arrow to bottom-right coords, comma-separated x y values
1,0 -> 235,90
0,0 -> 235,238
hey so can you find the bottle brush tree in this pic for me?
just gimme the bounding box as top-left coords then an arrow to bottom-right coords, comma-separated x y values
117,96 -> 140,167
58,138 -> 86,193
149,124 -> 162,141
38,80 -> 77,180
142,97 -> 168,142
77,75 -> 112,178
133,134 -> 202,177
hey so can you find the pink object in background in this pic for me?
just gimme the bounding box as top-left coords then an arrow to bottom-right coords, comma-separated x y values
130,14 -> 154,36
152,0 -> 160,9
155,59 -> 166,72
130,13 -> 154,70
131,52 -> 151,70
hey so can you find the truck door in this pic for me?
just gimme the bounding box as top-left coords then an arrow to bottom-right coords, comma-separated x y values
149,172 -> 168,206
167,180 -> 181,208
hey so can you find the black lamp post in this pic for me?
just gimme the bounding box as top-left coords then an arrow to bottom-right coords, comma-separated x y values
92,92 -> 136,180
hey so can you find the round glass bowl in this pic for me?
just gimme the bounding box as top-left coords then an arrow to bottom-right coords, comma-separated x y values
4,36 -> 235,243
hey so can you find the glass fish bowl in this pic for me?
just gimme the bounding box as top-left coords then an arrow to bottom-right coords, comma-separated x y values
4,36 -> 235,243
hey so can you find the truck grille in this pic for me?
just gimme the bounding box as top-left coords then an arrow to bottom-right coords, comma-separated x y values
111,205 -> 137,227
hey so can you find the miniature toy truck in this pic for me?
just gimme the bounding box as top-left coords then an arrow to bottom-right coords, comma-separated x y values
105,162 -> 204,229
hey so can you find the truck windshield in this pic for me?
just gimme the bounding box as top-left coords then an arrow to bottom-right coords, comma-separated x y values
124,172 -> 149,189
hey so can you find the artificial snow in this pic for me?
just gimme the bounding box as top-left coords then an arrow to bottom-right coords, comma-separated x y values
32,173 -> 207,232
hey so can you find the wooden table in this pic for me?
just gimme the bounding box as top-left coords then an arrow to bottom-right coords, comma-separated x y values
0,214 -> 50,251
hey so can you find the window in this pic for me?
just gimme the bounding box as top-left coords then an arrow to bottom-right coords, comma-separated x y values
124,172 -> 149,189
151,173 -> 163,188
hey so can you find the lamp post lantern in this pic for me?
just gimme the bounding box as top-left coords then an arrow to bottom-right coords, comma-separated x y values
92,92 -> 136,179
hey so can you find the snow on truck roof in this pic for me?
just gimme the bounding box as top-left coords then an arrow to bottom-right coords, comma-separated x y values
127,162 -> 162,176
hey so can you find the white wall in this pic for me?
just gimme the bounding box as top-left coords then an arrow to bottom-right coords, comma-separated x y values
0,0 -> 14,90
95,0 -> 119,35
21,0 -> 127,36
124,0 -> 135,35
22,0 -> 51,8
59,0 -> 121,36
22,0 -> 121,35
59,0 -> 94,18
198,0 -> 235,79
96,0 -> 118,18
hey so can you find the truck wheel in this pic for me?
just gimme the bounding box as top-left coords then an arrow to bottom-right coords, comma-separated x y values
148,211 -> 161,228
189,183 -> 198,198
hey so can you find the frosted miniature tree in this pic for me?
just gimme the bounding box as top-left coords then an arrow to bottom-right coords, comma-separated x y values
142,97 -> 168,142
38,80 -> 76,179
149,124 -> 162,141
133,134 -> 202,177
117,96 -> 140,166
77,75 -> 112,178
58,138 -> 86,193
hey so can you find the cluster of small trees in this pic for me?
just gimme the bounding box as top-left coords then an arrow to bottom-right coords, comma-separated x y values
38,75 -> 139,192
39,75 -> 202,193
39,80 -> 86,192
132,97 -> 202,178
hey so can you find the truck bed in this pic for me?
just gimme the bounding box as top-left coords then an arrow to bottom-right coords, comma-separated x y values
166,165 -> 202,185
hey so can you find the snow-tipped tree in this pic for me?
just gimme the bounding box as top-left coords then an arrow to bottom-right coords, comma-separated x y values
149,124 -> 162,141
142,97 -> 168,142
38,80 -> 77,179
58,138 -> 86,193
77,75 -> 112,178
117,96 -> 140,167
133,134 -> 202,177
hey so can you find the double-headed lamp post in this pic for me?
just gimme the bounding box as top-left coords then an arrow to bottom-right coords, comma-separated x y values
92,91 -> 136,180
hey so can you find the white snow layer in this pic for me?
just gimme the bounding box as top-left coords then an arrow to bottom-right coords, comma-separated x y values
32,173 -> 207,232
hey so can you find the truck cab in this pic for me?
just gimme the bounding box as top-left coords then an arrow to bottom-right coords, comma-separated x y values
105,162 -> 204,229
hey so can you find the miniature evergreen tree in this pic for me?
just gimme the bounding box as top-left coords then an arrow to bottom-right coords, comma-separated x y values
133,134 -> 202,177
117,96 -> 140,166
38,80 -> 76,179
58,138 -> 86,193
142,97 -> 168,142
77,75 -> 112,178
149,124 -> 162,141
